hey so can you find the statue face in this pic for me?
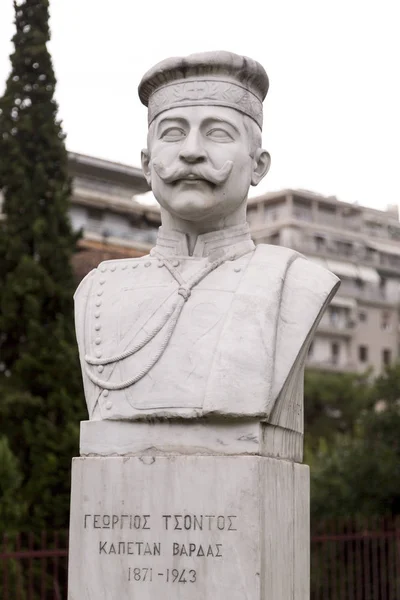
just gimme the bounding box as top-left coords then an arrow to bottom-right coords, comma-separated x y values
141,105 -> 269,223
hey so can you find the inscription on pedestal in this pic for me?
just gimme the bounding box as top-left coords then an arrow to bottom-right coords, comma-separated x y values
83,512 -> 238,587
68,457 -> 262,600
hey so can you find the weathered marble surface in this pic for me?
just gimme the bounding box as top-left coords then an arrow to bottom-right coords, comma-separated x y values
80,419 -> 304,462
75,244 -> 339,423
68,455 -> 309,600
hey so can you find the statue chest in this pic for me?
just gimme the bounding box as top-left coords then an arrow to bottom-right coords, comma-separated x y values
84,256 -> 251,415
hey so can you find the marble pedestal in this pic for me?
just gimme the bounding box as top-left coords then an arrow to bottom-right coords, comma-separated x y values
68,425 -> 309,600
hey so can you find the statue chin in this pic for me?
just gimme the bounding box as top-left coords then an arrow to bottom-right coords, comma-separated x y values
154,183 -> 250,225
167,201 -> 219,223
156,190 -> 222,223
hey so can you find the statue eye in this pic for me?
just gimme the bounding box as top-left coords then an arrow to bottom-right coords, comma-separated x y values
206,128 -> 233,141
161,127 -> 186,141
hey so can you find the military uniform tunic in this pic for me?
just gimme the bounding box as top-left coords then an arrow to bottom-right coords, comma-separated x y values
74,224 -> 340,424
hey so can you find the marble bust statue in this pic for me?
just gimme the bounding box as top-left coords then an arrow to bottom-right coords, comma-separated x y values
74,51 -> 340,430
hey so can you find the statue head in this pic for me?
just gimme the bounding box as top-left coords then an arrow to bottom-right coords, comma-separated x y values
138,51 -> 271,224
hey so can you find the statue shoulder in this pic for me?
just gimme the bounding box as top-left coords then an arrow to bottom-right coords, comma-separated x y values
254,242 -> 299,260
267,247 -> 340,416
74,255 -> 149,299
74,256 -> 148,303
74,268 -> 96,302
253,243 -> 341,293
250,243 -> 300,274
285,252 -> 341,298
254,242 -> 300,261
95,255 -> 148,274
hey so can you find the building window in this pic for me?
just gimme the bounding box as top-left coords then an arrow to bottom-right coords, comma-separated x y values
359,345 -> 368,363
247,206 -> 258,225
329,307 -> 339,327
331,342 -> 340,365
355,277 -> 365,290
381,311 -> 392,331
335,240 -> 353,258
315,236 -> 325,251
389,225 -> 400,241
359,311 -> 367,323
85,207 -> 104,234
365,246 -> 377,261
388,255 -> 400,269
87,206 -> 103,221
379,278 -> 386,298
383,349 -> 391,366
269,233 -> 280,246
365,220 -> 383,237
293,199 -> 312,222
264,204 -> 280,222
318,204 -> 337,227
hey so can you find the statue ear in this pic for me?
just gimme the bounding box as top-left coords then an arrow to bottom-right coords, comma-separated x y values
251,149 -> 271,186
141,149 -> 152,186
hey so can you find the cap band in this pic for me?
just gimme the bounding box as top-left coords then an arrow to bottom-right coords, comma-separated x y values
148,78 -> 263,129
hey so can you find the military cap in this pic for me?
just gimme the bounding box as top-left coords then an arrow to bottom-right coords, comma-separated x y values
138,50 -> 269,129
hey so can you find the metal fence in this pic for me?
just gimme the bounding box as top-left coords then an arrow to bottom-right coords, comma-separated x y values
1,531 -> 68,600
1,519 -> 399,599
311,517 -> 400,600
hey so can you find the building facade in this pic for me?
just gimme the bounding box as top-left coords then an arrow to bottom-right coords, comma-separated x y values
3,153 -> 398,375
69,160 -> 400,375
248,190 -> 400,375
68,152 -> 158,280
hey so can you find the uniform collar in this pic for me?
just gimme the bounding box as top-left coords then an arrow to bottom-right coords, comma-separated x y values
153,222 -> 254,258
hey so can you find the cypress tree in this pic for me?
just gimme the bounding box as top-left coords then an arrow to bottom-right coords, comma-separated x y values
0,0 -> 85,531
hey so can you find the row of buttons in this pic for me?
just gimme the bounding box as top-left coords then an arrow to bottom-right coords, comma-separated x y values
103,387 -> 112,411
98,259 -> 245,273
94,278 -> 104,373
94,273 -> 116,411
99,260 -> 182,272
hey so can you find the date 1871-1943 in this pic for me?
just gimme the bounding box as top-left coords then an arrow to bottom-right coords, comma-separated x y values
128,568 -> 197,584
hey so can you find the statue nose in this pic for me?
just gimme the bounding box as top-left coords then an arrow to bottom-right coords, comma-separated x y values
178,131 -> 206,163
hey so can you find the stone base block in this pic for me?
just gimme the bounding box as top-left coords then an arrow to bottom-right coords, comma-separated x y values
68,455 -> 309,599
80,419 -> 303,462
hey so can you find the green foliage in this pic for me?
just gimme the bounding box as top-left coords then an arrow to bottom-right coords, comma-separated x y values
0,0 -> 85,531
0,435 -> 25,530
307,364 -> 400,519
304,369 -> 372,448
374,362 -> 400,408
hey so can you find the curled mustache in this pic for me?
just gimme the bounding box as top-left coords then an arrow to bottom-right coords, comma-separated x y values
152,159 -> 233,186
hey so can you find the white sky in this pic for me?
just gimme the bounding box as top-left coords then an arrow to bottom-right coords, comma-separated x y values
1,0 -> 399,211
